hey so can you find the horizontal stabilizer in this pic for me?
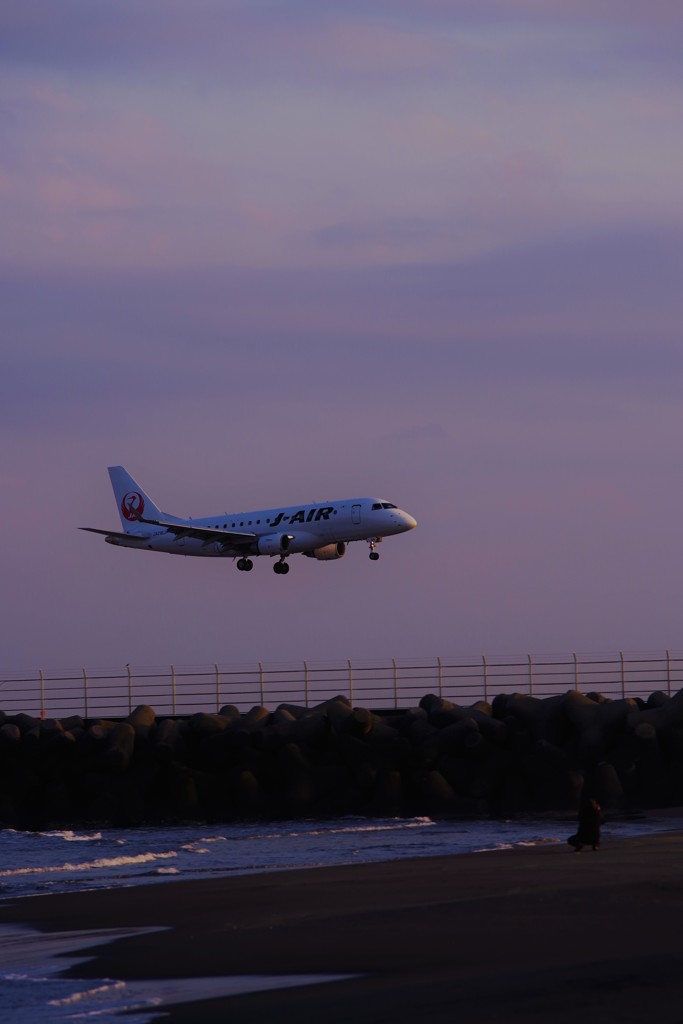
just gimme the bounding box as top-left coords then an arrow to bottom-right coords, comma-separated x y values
79,527 -> 148,542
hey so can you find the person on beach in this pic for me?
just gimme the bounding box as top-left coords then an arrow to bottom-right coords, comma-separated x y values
568,796 -> 603,852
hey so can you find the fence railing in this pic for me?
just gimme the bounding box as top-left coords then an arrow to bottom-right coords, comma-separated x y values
0,652 -> 681,719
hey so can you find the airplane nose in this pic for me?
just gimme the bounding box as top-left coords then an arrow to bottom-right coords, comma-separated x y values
402,512 -> 417,530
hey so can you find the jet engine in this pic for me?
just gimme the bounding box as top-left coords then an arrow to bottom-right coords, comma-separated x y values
257,533 -> 293,556
304,542 -> 346,560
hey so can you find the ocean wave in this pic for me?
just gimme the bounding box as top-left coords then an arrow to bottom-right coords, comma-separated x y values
0,852 -> 177,878
37,830 -> 104,842
298,820 -> 436,837
475,837 -> 561,853
236,818 -> 436,842
515,837 -> 561,846
0,816 -> 672,905
49,980 -> 126,1006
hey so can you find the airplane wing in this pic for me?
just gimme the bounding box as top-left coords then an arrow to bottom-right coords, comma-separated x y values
150,520 -> 256,545
80,523 -> 256,545
118,499 -> 256,546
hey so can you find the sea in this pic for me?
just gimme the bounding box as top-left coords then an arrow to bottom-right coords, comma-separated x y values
0,813 -> 679,1022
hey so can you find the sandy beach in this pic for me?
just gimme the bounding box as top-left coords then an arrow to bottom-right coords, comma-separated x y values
2,831 -> 683,1022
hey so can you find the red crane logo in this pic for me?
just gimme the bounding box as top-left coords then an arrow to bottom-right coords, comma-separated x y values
121,491 -> 145,522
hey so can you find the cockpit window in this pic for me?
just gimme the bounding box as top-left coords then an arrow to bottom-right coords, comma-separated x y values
372,502 -> 397,510
372,503 -> 382,510
382,502 -> 396,509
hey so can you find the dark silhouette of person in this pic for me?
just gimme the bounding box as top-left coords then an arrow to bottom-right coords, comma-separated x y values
568,797 -> 603,852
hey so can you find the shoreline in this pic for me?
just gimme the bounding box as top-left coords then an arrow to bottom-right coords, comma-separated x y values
2,829 -> 683,1022
1,808 -> 681,904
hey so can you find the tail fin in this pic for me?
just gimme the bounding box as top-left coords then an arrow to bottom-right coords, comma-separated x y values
108,466 -> 165,532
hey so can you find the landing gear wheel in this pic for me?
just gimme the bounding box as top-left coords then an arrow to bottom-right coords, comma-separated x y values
369,551 -> 380,561
274,560 -> 290,575
237,557 -> 254,572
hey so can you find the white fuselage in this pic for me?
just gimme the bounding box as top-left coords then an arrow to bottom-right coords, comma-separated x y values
105,498 -> 416,557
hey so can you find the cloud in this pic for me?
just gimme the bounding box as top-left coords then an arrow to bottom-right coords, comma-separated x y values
2,3 -> 681,273
0,2 -> 449,82
4,2 -> 683,74
2,222 -> 681,447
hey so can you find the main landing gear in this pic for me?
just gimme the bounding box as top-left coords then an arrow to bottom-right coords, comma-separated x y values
368,538 -> 381,561
236,557 -> 291,574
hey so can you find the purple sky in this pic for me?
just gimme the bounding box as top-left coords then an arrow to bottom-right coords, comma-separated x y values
2,1 -> 683,676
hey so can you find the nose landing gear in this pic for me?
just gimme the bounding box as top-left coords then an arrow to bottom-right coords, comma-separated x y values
368,538 -> 381,561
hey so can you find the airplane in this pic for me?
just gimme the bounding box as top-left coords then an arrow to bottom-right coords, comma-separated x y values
81,466 -> 417,575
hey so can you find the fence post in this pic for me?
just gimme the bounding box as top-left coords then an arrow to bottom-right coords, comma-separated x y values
215,664 -> 220,712
437,656 -> 443,698
303,660 -> 309,707
620,651 -> 625,699
573,652 -> 579,691
258,662 -> 264,706
348,660 -> 353,706
528,654 -> 533,696
39,669 -> 45,718
482,655 -> 488,703
126,664 -> 132,714
392,657 -> 398,709
83,667 -> 88,720
171,665 -> 176,715
666,649 -> 672,697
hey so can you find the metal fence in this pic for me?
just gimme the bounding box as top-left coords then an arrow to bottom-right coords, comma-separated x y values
0,651 -> 681,719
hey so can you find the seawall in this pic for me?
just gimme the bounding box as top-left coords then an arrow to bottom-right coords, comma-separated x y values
1,688 -> 683,828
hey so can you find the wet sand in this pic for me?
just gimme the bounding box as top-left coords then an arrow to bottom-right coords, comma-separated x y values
2,832 -> 683,1022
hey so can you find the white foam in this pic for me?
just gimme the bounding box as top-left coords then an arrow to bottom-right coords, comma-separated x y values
0,851 -> 177,878
49,980 -> 126,1006
475,837 -> 561,853
515,837 -> 561,847
38,831 -> 104,843
288,820 -> 436,838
